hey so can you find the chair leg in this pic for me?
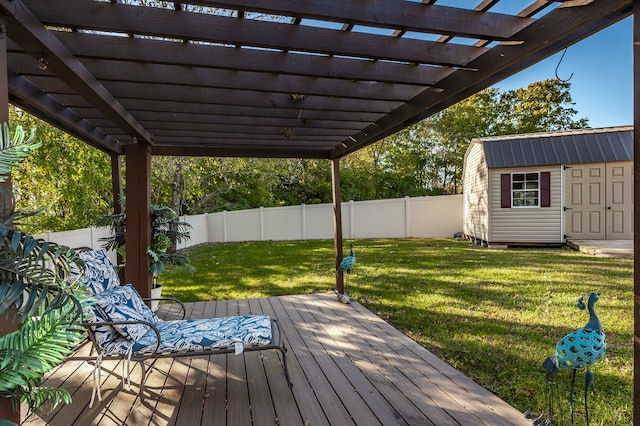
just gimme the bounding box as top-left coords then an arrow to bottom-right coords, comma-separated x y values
277,345 -> 292,388
139,361 -> 146,402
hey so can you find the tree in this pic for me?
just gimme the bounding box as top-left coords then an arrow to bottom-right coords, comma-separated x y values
9,107 -> 112,233
423,79 -> 588,193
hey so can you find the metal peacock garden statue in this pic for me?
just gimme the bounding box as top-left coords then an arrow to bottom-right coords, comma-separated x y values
526,292 -> 606,426
337,243 -> 356,303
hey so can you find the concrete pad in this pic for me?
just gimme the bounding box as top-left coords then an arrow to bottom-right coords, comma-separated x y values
566,240 -> 633,258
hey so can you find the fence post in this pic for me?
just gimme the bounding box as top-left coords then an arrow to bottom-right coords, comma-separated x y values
259,207 -> 265,241
223,210 -> 228,243
301,203 -> 306,240
204,213 -> 209,245
92,226 -> 98,249
349,200 -> 355,239
405,196 -> 410,238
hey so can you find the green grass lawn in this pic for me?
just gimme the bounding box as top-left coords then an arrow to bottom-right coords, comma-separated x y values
160,238 -> 633,425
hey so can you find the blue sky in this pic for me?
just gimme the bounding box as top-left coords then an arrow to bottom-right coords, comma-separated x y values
492,16 -> 632,129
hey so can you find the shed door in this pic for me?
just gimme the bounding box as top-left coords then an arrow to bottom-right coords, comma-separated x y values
564,163 -> 633,240
605,163 -> 633,239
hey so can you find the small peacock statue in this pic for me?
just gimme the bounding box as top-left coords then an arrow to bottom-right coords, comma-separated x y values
533,292 -> 606,426
338,243 -> 356,302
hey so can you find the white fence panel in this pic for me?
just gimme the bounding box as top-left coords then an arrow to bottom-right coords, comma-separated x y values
225,209 -> 262,242
351,199 -> 406,239
263,206 -> 302,241
32,195 -> 464,249
180,214 -> 208,249
34,226 -> 115,262
207,212 -> 225,243
408,195 -> 464,238
304,204 -> 335,240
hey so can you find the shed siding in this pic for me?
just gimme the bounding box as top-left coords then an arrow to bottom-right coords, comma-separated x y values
463,142 -> 489,241
488,166 -> 563,244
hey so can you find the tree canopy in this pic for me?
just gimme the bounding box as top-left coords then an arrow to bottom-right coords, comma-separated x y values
10,78 -> 588,233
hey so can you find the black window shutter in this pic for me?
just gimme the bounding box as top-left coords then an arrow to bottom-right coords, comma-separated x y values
540,171 -> 551,207
500,174 -> 511,208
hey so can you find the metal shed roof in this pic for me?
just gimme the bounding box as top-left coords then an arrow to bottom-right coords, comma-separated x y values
478,126 -> 634,168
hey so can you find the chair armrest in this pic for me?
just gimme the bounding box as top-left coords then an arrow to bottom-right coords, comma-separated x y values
79,319 -> 162,359
141,297 -> 187,320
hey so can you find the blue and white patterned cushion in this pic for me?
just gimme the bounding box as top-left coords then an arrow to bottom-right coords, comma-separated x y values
80,249 -> 120,295
87,306 -> 119,347
97,315 -> 273,355
95,284 -> 159,342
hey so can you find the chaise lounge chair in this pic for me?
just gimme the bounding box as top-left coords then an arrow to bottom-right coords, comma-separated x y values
70,249 -> 290,404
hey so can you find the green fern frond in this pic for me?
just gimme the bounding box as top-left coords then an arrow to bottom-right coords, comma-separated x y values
0,123 -> 40,182
0,228 -> 86,318
0,303 -> 85,396
22,386 -> 72,417
4,385 -> 72,419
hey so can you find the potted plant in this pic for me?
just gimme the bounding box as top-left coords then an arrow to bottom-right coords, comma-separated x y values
98,205 -> 194,310
0,123 -> 90,424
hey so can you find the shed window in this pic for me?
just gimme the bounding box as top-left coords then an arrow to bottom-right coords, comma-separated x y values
500,172 -> 550,208
512,172 -> 539,207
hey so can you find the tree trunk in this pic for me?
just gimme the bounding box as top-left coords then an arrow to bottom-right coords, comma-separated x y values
170,159 -> 185,253
171,158 -> 184,216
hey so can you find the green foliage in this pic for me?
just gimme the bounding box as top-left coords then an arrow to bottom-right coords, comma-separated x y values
424,79 -> 588,193
9,107 -> 112,233
98,204 -> 194,279
0,229 -> 86,319
0,302 -> 86,414
159,239 -> 633,424
0,124 -> 40,182
0,123 -> 90,420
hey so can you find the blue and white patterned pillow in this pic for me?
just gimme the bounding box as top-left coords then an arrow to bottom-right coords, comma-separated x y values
80,249 -> 120,295
87,305 -> 119,348
95,284 -> 158,342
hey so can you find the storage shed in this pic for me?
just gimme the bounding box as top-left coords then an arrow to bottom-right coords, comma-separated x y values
463,126 -> 633,247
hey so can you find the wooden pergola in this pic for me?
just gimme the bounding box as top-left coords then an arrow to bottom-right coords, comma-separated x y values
0,0 -> 637,422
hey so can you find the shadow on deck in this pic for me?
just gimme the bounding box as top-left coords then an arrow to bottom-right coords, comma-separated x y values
23,293 -> 529,425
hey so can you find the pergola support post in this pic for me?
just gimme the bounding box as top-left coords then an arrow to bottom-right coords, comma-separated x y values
332,158 -> 345,294
634,2 -> 640,423
124,142 -> 152,299
111,154 -> 123,214
0,15 -> 19,424
110,154 -> 124,278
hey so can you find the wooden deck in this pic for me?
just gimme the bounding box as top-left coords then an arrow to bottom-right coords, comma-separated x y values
22,293 -> 529,425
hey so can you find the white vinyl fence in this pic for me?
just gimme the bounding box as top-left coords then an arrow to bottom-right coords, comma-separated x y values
35,195 -> 463,251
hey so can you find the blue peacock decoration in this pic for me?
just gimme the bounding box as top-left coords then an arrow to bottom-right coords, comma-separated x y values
527,293 -> 606,426
338,243 -> 356,301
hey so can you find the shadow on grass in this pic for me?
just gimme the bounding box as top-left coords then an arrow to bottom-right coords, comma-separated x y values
159,238 -> 633,423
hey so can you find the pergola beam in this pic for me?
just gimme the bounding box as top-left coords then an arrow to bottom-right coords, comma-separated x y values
46,32 -> 452,86
11,55 -> 424,102
7,70 -> 123,154
0,0 -> 152,146
73,105 -> 382,125
28,0 -> 487,67
89,113 -> 373,131
50,82 -> 402,114
151,144 -> 333,159
162,0 -> 534,41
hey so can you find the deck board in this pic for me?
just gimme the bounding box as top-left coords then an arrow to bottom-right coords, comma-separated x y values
22,293 -> 529,425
